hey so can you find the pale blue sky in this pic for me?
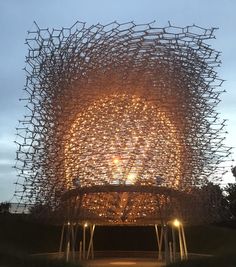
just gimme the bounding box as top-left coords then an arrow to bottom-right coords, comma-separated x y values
0,0 -> 235,202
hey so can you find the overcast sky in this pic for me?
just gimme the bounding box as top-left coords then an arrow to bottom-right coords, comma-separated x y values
0,0 -> 236,202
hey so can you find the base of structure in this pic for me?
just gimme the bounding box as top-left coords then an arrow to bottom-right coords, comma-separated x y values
154,221 -> 188,264
59,222 -> 95,261
59,220 -> 188,264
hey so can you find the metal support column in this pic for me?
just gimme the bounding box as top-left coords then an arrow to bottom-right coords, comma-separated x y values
178,224 -> 184,260
65,222 -> 71,262
171,225 -> 176,262
181,224 -> 188,260
163,224 -> 170,265
154,224 -> 164,261
87,224 -> 96,259
59,223 -> 65,253
83,223 -> 87,259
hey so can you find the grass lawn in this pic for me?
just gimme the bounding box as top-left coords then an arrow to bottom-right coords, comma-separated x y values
167,254 -> 236,267
0,215 -> 83,266
167,224 -> 236,266
0,248 -> 81,267
185,224 -> 236,255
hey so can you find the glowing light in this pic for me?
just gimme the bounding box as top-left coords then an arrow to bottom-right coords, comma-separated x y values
113,157 -> 120,164
126,173 -> 137,184
64,94 -> 182,189
173,219 -> 181,227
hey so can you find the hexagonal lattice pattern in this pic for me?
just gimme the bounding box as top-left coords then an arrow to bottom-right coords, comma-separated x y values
14,21 -> 231,223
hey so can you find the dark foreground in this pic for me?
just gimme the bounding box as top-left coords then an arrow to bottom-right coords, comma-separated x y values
1,215 -> 236,266
83,255 -> 236,267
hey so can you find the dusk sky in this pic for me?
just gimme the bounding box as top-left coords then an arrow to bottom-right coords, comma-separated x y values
0,0 -> 236,202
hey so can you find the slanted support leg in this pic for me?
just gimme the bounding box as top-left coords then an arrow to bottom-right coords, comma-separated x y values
65,222 -> 71,262
59,223 -> 65,253
154,224 -> 163,261
163,224 -> 170,265
83,223 -> 87,259
169,241 -> 173,263
79,241 -> 82,260
181,224 -> 188,260
87,224 -> 96,259
178,224 -> 184,260
171,225 -> 176,262
71,223 -> 75,261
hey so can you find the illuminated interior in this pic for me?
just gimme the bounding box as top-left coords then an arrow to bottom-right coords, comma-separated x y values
64,94 -> 182,189
15,21 -> 231,224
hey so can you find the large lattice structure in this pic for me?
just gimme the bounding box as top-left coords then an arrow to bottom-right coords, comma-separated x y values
14,21 -> 231,224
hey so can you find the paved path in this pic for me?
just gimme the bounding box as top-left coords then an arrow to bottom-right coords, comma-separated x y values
84,258 -> 165,267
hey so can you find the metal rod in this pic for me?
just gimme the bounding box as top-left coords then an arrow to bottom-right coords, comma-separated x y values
59,223 -> 65,253
87,224 -> 95,259
164,224 -> 170,264
154,224 -> 163,261
66,223 -> 71,262
178,225 -> 184,261
169,241 -> 173,263
172,225 -> 176,262
79,241 -> 82,261
181,224 -> 188,259
83,224 -> 86,259
71,224 -> 75,261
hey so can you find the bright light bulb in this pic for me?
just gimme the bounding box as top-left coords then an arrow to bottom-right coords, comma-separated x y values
113,157 -> 120,164
126,173 -> 137,184
173,219 -> 181,227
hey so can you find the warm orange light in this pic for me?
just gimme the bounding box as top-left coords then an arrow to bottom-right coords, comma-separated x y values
127,173 -> 137,184
173,219 -> 181,227
64,94 -> 182,188
113,157 -> 120,164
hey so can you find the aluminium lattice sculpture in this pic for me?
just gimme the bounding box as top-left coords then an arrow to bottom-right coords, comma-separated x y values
14,21 -> 231,227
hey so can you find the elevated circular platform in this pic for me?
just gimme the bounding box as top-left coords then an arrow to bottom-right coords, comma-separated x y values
59,185 -> 204,225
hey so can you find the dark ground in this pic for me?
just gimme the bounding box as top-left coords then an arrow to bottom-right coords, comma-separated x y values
1,214 -> 236,266
1,214 -> 236,253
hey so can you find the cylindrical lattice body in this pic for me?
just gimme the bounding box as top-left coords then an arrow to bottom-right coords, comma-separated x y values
15,22 -> 231,224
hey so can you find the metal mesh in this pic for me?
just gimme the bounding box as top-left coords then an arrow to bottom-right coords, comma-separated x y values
14,21 -> 231,224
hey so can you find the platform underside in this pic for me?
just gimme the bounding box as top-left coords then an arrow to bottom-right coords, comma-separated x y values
57,185 -> 216,225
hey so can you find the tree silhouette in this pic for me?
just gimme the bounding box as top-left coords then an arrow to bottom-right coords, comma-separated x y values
232,166 -> 236,178
0,202 -> 11,214
225,183 -> 236,218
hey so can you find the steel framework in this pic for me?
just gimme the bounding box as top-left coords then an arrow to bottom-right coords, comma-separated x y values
14,21 -> 231,225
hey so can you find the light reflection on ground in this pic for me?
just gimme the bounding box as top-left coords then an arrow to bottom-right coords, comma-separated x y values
109,261 -> 137,265
85,258 -> 165,267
